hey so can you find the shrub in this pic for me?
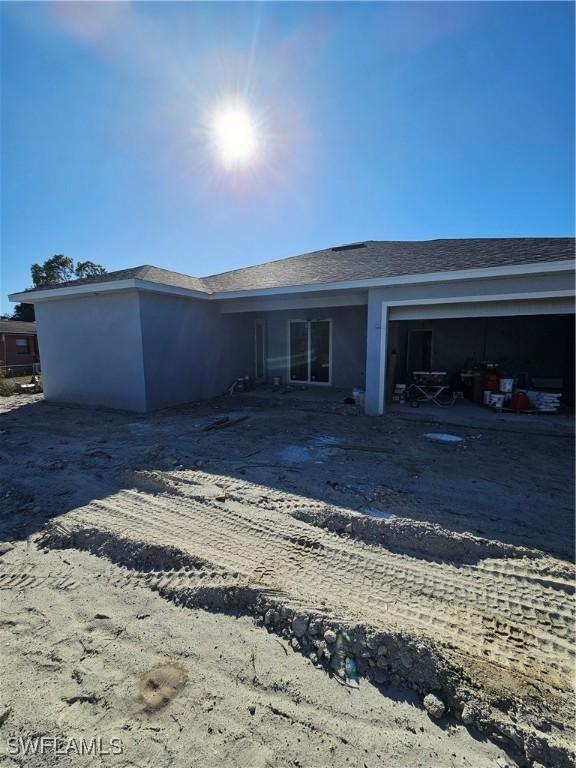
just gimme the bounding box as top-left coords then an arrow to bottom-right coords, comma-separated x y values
0,376 -> 15,396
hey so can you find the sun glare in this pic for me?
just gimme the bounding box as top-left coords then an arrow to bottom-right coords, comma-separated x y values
210,102 -> 259,169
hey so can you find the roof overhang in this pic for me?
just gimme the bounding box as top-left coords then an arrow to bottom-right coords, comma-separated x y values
9,278 -> 210,304
9,259 -> 574,304
209,259 -> 575,299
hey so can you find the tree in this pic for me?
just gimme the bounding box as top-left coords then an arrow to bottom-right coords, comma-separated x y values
31,255 -> 76,287
30,255 -> 107,288
75,261 -> 107,280
11,303 -> 35,322
2,256 -> 107,322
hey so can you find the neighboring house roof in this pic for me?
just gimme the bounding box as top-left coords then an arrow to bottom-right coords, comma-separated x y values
11,237 -> 575,299
0,320 -> 36,334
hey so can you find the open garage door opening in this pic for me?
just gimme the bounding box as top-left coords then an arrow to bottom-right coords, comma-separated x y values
387,313 -> 575,410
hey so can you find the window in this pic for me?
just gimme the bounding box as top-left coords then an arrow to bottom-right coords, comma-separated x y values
16,339 -> 30,355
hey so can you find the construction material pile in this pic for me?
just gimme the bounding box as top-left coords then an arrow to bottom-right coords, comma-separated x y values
525,390 -> 563,413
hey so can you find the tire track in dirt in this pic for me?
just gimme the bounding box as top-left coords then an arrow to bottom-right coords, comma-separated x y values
131,468 -> 575,582
140,471 -> 576,622
38,478 -> 574,687
0,570 -> 77,590
30,470 -> 575,766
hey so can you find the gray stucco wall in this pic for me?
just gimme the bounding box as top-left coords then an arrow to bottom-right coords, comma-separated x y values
260,305 -> 367,389
139,292 -> 254,410
35,291 -> 147,411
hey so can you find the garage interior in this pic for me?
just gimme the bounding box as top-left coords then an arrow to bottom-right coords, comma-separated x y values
387,313 -> 575,410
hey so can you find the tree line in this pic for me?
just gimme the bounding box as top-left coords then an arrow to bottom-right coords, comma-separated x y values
2,255 -> 107,322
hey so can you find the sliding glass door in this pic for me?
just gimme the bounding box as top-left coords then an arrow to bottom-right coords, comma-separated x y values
289,321 -> 309,382
289,320 -> 331,384
310,319 -> 331,383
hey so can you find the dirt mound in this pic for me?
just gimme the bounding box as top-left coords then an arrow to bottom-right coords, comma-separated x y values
137,663 -> 188,711
125,468 -> 574,571
37,470 -> 575,768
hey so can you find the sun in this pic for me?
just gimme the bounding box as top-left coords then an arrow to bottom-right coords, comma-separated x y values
210,101 -> 259,169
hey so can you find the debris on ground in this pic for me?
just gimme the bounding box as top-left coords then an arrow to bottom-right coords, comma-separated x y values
423,693 -> 446,719
0,392 -> 573,768
423,432 -> 464,443
203,413 -> 250,431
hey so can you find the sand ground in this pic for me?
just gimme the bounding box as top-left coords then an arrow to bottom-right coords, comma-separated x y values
0,391 -> 573,768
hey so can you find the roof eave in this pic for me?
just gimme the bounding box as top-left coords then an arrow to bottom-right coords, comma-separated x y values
9,258 -> 573,304
208,258 -> 576,300
8,278 -> 212,303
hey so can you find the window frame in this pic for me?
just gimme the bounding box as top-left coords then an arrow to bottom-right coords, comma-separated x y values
254,320 -> 267,382
15,338 -> 31,355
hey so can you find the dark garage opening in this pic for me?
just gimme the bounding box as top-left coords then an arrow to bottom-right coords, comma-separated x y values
388,314 -> 575,407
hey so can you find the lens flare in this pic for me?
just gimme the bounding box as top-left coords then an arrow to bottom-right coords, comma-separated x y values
209,101 -> 259,169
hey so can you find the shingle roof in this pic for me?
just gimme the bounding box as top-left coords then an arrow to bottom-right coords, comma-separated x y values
19,265 -> 208,294
16,238 -> 574,297
0,320 -> 36,334
204,238 -> 575,292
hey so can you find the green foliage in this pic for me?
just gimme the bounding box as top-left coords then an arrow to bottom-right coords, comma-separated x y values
75,261 -> 108,280
30,255 -> 107,289
31,255 -> 75,287
1,303 -> 35,321
0,375 -> 15,397
2,256 -> 108,322
11,303 -> 35,322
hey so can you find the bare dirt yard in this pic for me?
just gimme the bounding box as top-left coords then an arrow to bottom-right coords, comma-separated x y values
0,391 -> 573,768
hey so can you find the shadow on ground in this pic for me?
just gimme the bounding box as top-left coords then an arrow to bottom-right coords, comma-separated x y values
0,393 -> 574,561
1,393 -> 572,768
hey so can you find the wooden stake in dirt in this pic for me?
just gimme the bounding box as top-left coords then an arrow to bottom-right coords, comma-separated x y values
203,415 -> 249,432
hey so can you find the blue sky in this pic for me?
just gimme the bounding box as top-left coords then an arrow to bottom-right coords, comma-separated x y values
1,1 -> 574,311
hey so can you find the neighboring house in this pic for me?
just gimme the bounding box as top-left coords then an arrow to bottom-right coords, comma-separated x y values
0,320 -> 39,376
8,238 -> 575,413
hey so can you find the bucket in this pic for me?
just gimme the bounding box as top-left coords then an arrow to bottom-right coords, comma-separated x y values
500,378 -> 514,393
489,393 -> 505,409
482,390 -> 492,405
485,374 -> 500,391
272,376 -> 282,387
509,390 -> 531,411
352,388 -> 365,407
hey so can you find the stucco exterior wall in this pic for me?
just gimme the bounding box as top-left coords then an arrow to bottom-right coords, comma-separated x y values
367,271 -> 571,306
260,305 -> 367,389
26,265 -> 574,414
34,291 -> 147,411
139,292 -> 254,410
